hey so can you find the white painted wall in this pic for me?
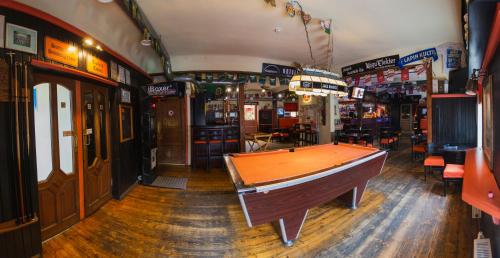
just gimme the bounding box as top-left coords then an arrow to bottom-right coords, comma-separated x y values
16,0 -> 163,73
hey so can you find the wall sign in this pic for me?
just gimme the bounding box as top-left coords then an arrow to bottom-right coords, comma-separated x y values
341,55 -> 399,77
398,48 -> 438,68
144,82 -> 183,97
121,89 -> 131,103
44,36 -> 79,67
261,63 -> 298,78
86,55 -> 108,78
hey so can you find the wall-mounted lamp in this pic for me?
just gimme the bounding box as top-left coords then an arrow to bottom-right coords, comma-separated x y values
465,69 -> 488,96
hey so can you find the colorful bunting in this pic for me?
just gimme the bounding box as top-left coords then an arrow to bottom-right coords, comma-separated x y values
320,19 -> 331,34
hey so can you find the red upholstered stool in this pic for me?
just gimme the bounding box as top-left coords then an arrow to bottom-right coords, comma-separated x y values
443,164 -> 464,196
423,155 -> 444,181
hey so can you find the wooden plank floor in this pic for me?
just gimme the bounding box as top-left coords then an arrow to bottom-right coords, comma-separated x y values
42,142 -> 475,257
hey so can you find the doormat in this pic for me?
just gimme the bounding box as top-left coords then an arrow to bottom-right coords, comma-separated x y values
150,176 -> 188,190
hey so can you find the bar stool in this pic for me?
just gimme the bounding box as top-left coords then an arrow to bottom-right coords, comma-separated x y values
411,135 -> 426,160
193,129 -> 209,170
423,155 -> 444,181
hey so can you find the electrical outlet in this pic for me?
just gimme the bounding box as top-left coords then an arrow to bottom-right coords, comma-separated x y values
472,206 -> 482,218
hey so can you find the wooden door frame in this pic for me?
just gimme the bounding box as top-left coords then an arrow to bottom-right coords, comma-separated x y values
33,72 -> 80,240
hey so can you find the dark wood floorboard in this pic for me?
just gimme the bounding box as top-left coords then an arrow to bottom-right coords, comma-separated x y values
42,141 -> 475,257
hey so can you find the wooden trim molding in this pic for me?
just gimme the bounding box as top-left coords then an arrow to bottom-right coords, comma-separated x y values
0,0 -> 152,80
31,59 -> 119,87
431,94 -> 477,99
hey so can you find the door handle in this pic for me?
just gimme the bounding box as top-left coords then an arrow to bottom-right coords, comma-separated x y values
85,134 -> 91,146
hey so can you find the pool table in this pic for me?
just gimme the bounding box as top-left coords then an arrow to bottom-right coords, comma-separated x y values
224,143 -> 387,246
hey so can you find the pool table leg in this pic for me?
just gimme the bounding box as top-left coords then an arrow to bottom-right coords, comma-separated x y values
338,181 -> 368,209
278,209 -> 309,246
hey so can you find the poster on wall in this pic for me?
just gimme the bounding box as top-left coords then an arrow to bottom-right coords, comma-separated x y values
446,49 -> 462,69
110,61 -> 119,81
5,23 -> 37,54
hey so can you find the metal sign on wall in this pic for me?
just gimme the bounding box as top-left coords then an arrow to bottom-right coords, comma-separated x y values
341,55 -> 400,77
261,63 -> 298,78
144,82 -> 183,97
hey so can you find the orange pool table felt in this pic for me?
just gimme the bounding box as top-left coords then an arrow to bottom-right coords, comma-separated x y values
230,144 -> 380,186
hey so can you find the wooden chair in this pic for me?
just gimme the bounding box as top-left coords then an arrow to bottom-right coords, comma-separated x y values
411,135 -> 426,160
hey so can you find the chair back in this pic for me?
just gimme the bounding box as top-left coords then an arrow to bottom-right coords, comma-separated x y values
443,150 -> 466,165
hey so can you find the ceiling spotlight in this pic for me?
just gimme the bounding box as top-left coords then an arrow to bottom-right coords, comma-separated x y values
83,38 -> 94,46
226,87 -> 232,93
67,45 -> 77,53
96,45 -> 103,51
261,89 -> 266,93
98,0 -> 114,3
141,28 -> 152,46
278,93 -> 283,98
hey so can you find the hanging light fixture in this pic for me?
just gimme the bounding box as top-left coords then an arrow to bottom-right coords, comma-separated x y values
289,68 -> 348,97
141,28 -> 152,46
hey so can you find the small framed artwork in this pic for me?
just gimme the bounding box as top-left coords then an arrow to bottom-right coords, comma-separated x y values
119,104 -> 134,142
121,89 -> 131,103
5,23 -> 37,54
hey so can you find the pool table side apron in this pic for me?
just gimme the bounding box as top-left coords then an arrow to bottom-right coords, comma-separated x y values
225,150 -> 388,246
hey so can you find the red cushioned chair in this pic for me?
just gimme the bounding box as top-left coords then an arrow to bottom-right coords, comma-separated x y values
411,135 -> 426,161
442,150 -> 466,196
423,155 -> 444,181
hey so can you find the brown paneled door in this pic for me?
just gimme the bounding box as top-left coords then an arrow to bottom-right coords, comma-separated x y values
34,74 -> 79,240
156,97 -> 186,165
81,82 -> 111,216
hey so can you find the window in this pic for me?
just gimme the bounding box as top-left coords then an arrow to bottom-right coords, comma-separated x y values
119,104 -> 134,142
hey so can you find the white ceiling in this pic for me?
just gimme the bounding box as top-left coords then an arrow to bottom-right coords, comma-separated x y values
137,0 -> 463,72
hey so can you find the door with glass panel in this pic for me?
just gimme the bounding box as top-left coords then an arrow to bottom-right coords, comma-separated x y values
81,82 -> 111,216
33,74 -> 78,240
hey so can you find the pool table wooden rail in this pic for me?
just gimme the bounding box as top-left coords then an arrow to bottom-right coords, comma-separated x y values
224,147 -> 387,246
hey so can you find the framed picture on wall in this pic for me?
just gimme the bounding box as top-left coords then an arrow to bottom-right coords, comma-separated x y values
5,23 -> 37,54
483,75 -> 494,170
0,15 -> 5,48
119,104 -> 134,142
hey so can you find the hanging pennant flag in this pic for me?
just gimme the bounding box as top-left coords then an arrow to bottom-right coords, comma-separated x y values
377,71 -> 385,83
354,76 -> 360,87
258,76 -> 266,85
206,73 -> 213,82
415,64 -> 426,75
363,74 -> 372,86
249,74 -> 257,83
320,19 -> 331,34
385,69 -> 395,82
345,77 -> 353,86
269,77 -> 277,86
285,1 -> 296,17
401,68 -> 410,81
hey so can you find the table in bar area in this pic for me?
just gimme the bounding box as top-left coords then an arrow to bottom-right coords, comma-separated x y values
224,143 -> 388,246
245,132 -> 273,152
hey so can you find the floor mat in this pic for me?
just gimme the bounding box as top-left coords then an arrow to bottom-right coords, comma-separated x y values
150,176 -> 188,190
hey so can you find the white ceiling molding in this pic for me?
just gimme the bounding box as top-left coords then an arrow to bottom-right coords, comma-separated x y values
16,0 -> 163,73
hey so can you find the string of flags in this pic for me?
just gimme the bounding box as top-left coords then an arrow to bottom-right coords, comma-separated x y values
178,72 -> 292,87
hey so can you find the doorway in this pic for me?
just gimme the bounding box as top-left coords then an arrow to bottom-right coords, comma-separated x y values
33,74 -> 112,239
400,103 -> 412,132
81,82 -> 111,216
156,97 -> 186,165
33,74 -> 79,240
243,104 -> 258,134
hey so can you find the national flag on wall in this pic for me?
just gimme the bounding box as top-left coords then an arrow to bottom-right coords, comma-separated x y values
401,68 -> 410,81
363,74 -> 372,86
385,69 -> 395,82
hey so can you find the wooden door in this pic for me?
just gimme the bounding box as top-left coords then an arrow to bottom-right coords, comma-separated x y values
244,104 -> 258,134
33,74 -> 79,240
81,83 -> 111,216
156,97 -> 186,165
